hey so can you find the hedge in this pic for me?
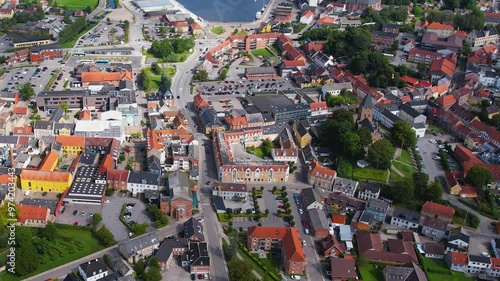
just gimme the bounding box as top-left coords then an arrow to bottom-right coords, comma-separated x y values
237,242 -> 280,281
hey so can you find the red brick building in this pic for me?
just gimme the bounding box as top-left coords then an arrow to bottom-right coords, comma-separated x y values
371,31 -> 398,46
244,66 -> 277,80
106,169 -> 130,191
5,48 -> 30,65
345,0 -> 382,11
247,226 -> 307,275
408,48 -> 443,64
30,44 -> 63,62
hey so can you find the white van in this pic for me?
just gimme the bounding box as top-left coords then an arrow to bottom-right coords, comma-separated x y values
304,228 -> 309,235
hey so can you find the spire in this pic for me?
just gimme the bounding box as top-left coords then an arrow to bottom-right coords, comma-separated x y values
361,94 -> 374,108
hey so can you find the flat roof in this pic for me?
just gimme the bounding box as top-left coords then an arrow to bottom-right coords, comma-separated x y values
133,0 -> 172,8
67,166 -> 106,197
248,92 -> 293,114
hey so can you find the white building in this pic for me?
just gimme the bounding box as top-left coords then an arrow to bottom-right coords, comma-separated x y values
390,207 -> 421,230
321,82 -> 353,99
300,10 -> 314,24
212,183 -> 248,201
127,172 -> 160,197
78,258 -> 109,281
357,185 -> 380,201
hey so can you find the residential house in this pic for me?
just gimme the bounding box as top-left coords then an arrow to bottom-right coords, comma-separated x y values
320,234 -> 346,257
357,184 -> 380,201
20,170 -> 72,193
212,183 -> 247,201
293,120 -> 312,149
426,22 -> 455,38
119,233 -> 160,263
155,238 -> 189,270
467,27 -> 498,47
422,243 -> 445,259
306,208 -> 329,237
33,121 -> 54,139
183,218 -> 204,242
247,226 -> 307,275
107,169 -> 129,191
466,255 -> 492,275
30,44 -> 63,62
301,187 -> 323,210
17,205 -> 50,227
307,160 -> 336,190
421,201 -> 455,222
188,241 -> 210,275
446,227 -> 469,253
332,177 -> 358,197
55,135 -> 85,155
365,198 -> 390,222
356,231 -> 419,265
300,10 -> 313,24
321,82 -> 353,99
190,22 -> 203,36
430,58 -> 456,83
408,49 -> 443,64
445,252 -> 468,272
390,207 -> 421,231
383,263 -> 428,281
126,172 -> 160,197
421,216 -> 448,240
330,258 -> 357,281
78,258 -> 109,281
435,95 -> 457,111
372,31 -> 398,46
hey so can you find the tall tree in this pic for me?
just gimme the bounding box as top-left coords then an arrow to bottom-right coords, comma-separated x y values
465,166 -> 493,189
393,176 -> 415,203
228,259 -> 254,281
413,172 -> 429,198
357,126 -> 373,147
143,266 -> 162,281
391,120 -> 417,148
16,243 -> 40,276
367,139 -> 395,169
41,223 -> 57,241
19,83 -> 34,100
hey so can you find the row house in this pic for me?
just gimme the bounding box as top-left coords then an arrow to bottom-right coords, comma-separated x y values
345,0 -> 381,11
30,44 -> 63,62
467,27 -> 498,47
307,160 -> 336,190
390,207 -> 421,231
408,48 -> 443,64
371,31 -> 398,46
446,252 -> 500,278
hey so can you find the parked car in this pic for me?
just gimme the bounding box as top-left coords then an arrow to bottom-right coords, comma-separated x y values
298,208 -> 303,214
73,210 -> 78,216
276,196 -> 282,200
81,211 -> 86,216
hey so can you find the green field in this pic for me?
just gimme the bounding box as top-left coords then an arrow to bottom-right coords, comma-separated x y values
211,26 -> 226,35
56,0 -> 98,10
0,227 -> 104,281
251,48 -> 274,57
420,256 -> 474,281
358,264 -> 384,281
353,165 -> 388,182
392,161 -> 415,177
397,149 -> 413,165
144,67 -> 176,89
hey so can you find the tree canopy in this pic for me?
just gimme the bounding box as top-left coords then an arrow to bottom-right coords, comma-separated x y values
228,259 -> 254,281
391,120 -> 417,148
149,38 -> 195,61
19,83 -> 34,101
367,139 -> 395,169
393,176 -> 415,203
465,166 -> 493,189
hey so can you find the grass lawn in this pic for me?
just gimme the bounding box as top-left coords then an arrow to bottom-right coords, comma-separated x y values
144,67 -> 176,89
61,22 -> 97,48
392,161 -> 415,177
358,264 -> 384,281
234,30 -> 248,35
251,48 -> 274,57
0,228 -> 103,281
217,213 -> 231,222
390,169 -> 403,183
352,165 -> 388,182
211,26 -> 226,35
397,149 -> 413,166
246,146 -> 265,158
420,256 -> 474,281
251,253 -> 280,275
56,0 -> 98,10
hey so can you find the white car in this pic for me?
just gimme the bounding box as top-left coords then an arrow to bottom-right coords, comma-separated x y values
432,156 -> 441,160
290,275 -> 301,280
302,240 -> 306,246
104,200 -> 110,203
298,208 -> 303,214
429,139 -> 437,143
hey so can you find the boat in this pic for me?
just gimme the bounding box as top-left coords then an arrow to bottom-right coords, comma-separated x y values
260,7 -> 264,12
255,11 -> 261,19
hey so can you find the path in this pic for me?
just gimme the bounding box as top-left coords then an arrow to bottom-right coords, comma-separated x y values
235,252 -> 263,280
392,159 -> 414,168
391,164 -> 405,177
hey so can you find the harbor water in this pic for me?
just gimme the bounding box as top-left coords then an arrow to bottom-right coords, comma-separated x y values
176,0 -> 267,22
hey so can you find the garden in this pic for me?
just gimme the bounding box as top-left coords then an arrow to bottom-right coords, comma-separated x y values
418,252 -> 474,281
211,26 -> 226,35
251,48 -> 274,57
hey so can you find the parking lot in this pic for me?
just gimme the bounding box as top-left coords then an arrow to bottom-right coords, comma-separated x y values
55,203 -> 103,226
416,134 -> 459,183
194,78 -> 295,96
101,194 -> 154,242
77,23 -> 126,47
0,66 -> 55,94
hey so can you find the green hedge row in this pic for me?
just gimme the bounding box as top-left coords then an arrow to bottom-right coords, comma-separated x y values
237,242 -> 280,281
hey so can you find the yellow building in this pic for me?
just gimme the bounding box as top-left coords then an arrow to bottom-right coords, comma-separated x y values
20,170 -> 72,193
55,135 -> 85,155
57,126 -> 72,136
293,121 -> 312,149
445,171 -> 461,196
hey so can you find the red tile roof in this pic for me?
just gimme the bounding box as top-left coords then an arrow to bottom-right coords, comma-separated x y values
39,151 -> 58,172
454,145 -> 500,180
449,252 -> 468,265
421,201 -> 455,219
309,101 -> 328,112
17,205 -> 49,223
459,185 -> 477,197
20,170 -> 71,182
330,258 -> 357,279
248,226 -> 306,262
401,76 -> 418,85
81,70 -> 133,83
55,135 -> 85,147
79,110 -> 91,120
304,42 -> 325,53
190,22 -> 202,30
436,94 -> 456,108
107,168 -> 130,182
283,60 -> 305,67
427,22 -> 454,30
302,10 -> 313,18
12,126 -> 33,135
98,154 -> 114,173
332,214 -> 346,225
317,16 -> 334,25
12,106 -> 28,115
309,160 -> 336,179
193,93 -> 210,109
430,58 -> 455,78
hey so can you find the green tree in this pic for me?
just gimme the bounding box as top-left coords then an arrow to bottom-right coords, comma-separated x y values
465,166 -> 493,189
357,126 -> 373,147
41,223 -> 57,241
391,120 -> 417,148
19,83 -> 35,100
193,70 -> 209,81
161,73 -> 172,88
142,266 -> 162,281
426,181 -> 443,201
92,213 -> 103,224
491,114 -> 500,128
367,139 -> 395,169
413,6 -> 423,18
16,243 -> 40,276
413,172 -> 430,198
134,260 -> 145,277
103,254 -> 113,270
461,41 -> 472,57
140,69 -> 151,90
59,102 -> 69,113
95,225 -> 116,246
228,259 -> 254,281
393,176 -> 415,203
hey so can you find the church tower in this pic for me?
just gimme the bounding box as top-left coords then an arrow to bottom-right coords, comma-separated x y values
357,94 -> 374,123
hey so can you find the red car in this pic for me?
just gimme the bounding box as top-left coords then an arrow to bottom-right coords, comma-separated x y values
302,220 -> 307,227
278,205 -> 285,209
74,221 -> 79,225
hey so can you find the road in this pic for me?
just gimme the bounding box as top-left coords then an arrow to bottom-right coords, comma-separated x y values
87,0 -> 108,21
